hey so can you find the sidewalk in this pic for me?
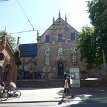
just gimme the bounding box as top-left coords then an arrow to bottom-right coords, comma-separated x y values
1,88 -> 64,103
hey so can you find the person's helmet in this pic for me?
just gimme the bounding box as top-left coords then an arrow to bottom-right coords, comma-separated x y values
1,82 -> 5,86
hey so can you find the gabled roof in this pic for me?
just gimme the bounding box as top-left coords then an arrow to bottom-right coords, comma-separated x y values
41,17 -> 78,37
19,43 -> 37,57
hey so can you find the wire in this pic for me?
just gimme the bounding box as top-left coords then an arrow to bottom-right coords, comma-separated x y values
9,29 -> 37,34
9,27 -> 82,34
16,0 -> 35,30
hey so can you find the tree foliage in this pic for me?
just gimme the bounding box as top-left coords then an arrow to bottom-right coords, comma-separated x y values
79,0 -> 107,69
0,31 -> 21,65
87,0 -> 107,61
14,49 -> 22,66
0,31 -> 16,50
79,26 -> 101,69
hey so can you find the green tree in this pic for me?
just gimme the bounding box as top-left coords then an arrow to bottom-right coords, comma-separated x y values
14,49 -> 22,66
0,31 -> 22,66
0,31 -> 16,50
87,0 -> 107,63
78,0 -> 107,77
78,26 -> 101,69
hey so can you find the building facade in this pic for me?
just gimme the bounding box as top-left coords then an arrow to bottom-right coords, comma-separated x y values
18,43 -> 38,79
37,12 -> 86,79
19,12 -> 87,80
0,33 -> 17,83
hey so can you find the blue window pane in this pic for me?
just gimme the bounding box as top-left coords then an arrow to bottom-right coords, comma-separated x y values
71,32 -> 75,40
58,34 -> 62,42
45,35 -> 50,43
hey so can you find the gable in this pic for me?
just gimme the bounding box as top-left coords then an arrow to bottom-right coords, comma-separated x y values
40,17 -> 79,43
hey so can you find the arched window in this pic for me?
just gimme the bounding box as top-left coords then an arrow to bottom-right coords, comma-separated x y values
45,35 -> 50,43
44,48 -> 50,65
71,32 -> 76,40
58,34 -> 62,42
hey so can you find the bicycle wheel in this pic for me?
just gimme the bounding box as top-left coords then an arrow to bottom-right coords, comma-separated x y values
1,92 -> 8,101
15,90 -> 21,98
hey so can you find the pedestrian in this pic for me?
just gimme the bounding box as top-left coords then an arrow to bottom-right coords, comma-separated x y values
63,77 -> 71,98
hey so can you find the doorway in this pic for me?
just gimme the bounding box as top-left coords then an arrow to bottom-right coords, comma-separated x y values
58,62 -> 64,76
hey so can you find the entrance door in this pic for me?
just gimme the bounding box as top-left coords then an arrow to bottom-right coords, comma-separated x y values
58,62 -> 64,76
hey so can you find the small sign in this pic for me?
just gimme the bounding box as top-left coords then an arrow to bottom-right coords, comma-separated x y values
70,67 -> 80,87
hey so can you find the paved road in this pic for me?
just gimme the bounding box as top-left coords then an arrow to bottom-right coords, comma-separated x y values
0,87 -> 107,107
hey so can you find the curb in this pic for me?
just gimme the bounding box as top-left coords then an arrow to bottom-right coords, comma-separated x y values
1,100 -> 61,104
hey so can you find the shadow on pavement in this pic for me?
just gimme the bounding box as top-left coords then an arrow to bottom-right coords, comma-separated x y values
57,87 -> 107,107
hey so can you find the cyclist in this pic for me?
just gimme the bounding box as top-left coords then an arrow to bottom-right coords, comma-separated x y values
0,81 -> 5,92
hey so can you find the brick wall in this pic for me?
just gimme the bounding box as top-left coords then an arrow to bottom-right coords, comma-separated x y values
0,35 -> 17,83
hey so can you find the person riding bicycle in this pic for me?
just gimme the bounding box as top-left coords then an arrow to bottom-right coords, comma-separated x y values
7,80 -> 16,96
0,81 -> 5,93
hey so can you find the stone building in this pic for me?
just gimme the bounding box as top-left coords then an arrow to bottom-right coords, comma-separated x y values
37,12 -> 86,79
0,33 -> 17,83
19,12 -> 86,80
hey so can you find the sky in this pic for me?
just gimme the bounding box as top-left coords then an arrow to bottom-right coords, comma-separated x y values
0,0 -> 91,44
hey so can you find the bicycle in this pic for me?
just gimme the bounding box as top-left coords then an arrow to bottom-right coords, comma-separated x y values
0,90 -> 8,101
7,89 -> 21,98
